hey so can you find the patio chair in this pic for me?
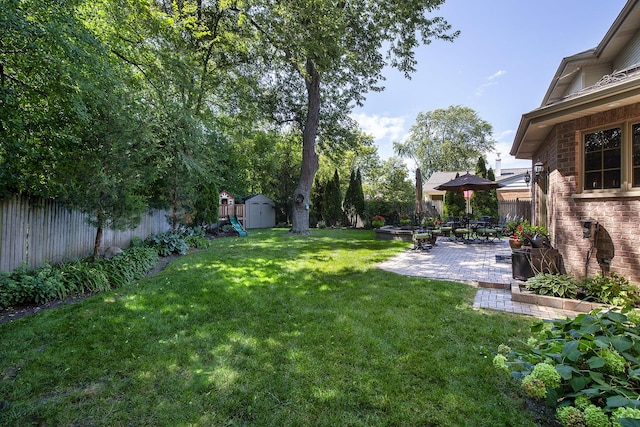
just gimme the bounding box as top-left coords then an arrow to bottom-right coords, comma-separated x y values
412,230 -> 434,251
453,226 -> 471,242
439,224 -> 453,239
475,226 -> 501,242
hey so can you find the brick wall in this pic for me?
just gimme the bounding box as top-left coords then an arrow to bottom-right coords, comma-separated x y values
539,104 -> 640,286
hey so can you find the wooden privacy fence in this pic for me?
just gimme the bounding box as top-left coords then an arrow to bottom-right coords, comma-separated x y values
427,199 -> 531,222
0,195 -> 171,272
498,199 -> 531,222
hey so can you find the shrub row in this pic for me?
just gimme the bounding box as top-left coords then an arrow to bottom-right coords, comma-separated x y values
0,246 -> 159,310
0,227 -> 211,310
0,227 -> 209,310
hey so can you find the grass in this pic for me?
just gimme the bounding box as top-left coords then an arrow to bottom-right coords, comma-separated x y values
0,229 -> 542,426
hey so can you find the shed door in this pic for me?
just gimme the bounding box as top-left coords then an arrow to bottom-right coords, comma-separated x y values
261,202 -> 273,228
248,202 -> 260,229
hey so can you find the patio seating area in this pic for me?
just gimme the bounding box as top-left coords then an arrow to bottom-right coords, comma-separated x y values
377,238 -> 583,320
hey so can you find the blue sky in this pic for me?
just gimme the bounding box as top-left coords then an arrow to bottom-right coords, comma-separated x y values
352,0 -> 627,171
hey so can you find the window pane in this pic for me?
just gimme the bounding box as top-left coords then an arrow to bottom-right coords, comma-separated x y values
584,132 -> 602,152
583,127 -> 622,190
634,123 -> 640,143
603,169 -> 621,189
634,167 -> 640,187
585,171 -> 602,190
603,128 -> 622,148
603,149 -> 621,169
585,151 -> 601,171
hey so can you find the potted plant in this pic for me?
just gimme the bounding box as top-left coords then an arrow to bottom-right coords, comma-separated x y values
371,215 -> 385,228
399,213 -> 411,227
505,220 -> 526,250
423,216 -> 441,230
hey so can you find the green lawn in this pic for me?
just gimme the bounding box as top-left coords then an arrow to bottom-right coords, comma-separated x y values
0,229 -> 543,426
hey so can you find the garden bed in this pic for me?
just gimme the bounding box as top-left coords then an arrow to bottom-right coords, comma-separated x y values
510,282 -> 604,313
373,226 -> 415,242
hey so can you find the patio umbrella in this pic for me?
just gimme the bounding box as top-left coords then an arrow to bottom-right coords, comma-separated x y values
435,172 -> 503,217
415,168 -> 424,216
435,172 -> 503,192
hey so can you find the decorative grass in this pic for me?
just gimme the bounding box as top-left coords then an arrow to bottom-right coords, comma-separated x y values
0,229 -> 541,426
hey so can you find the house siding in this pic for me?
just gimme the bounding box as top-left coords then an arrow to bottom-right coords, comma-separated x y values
541,104 -> 640,286
613,29 -> 640,71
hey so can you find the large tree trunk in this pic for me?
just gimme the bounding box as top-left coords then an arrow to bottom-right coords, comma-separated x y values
93,224 -> 103,261
290,59 -> 320,235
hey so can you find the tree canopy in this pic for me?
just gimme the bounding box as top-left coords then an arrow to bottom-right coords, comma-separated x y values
1,0 -> 460,251
394,105 -> 496,180
226,0 -> 458,233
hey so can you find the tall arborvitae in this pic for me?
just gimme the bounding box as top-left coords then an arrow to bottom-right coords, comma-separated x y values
322,170 -> 343,227
311,176 -> 325,226
354,168 -> 365,224
444,172 -> 466,219
471,156 -> 498,218
344,169 -> 362,227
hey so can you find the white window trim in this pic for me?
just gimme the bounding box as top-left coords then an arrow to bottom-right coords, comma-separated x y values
573,121 -> 639,199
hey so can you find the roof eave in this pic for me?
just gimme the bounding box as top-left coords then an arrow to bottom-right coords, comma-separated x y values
511,78 -> 640,159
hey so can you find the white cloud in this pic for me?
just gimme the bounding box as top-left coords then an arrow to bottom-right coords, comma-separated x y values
351,112 -> 406,141
351,112 -> 408,159
474,69 -> 507,96
489,70 -> 507,80
495,129 -> 515,143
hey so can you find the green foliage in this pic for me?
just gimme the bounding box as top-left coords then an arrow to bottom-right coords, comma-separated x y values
96,247 -> 159,288
525,273 -> 578,299
556,405 -> 585,427
181,226 -> 211,249
364,157 -> 415,217
582,273 -> 640,308
144,227 -> 209,256
145,232 -> 189,257
442,172 -> 466,219
0,263 -> 66,308
343,168 -> 365,227
504,218 -> 526,237
59,260 -> 110,295
612,407 -> 640,427
584,404 -> 610,427
395,106 -> 496,179
495,308 -> 640,426
470,158 -> 499,218
0,246 -> 158,309
521,362 -> 561,399
322,170 -> 343,227
0,229 -> 545,426
191,178 -> 220,227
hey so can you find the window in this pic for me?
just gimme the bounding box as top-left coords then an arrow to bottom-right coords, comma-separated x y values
583,127 -> 622,190
633,124 -> 640,187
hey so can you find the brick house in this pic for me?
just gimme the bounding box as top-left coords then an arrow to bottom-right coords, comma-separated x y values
510,0 -> 640,286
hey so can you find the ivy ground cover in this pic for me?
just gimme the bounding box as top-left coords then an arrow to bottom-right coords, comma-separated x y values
1,229 -> 542,426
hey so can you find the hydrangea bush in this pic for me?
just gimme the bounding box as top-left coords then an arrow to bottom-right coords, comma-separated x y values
494,309 -> 640,427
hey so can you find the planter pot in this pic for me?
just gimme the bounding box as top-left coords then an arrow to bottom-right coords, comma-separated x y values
508,238 -> 522,250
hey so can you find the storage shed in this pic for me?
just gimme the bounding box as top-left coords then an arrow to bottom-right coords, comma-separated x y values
243,194 -> 276,229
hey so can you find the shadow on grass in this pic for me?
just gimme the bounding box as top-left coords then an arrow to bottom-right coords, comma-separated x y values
0,229 -> 543,426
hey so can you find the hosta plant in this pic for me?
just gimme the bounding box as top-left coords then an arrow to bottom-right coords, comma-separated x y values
525,273 -> 578,299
